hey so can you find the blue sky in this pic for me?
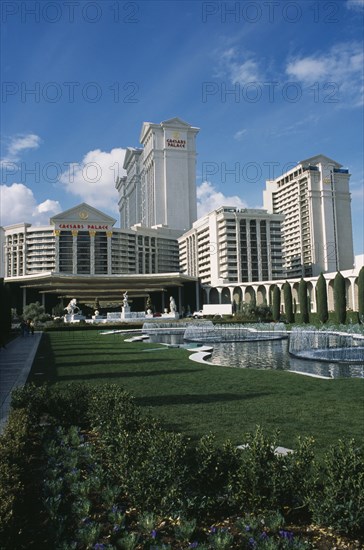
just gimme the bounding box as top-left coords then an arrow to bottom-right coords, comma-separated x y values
1,0 -> 363,256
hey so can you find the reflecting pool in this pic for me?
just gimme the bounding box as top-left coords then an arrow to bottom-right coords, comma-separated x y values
147,334 -> 364,379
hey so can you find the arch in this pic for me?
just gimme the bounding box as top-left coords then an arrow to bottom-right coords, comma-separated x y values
244,286 -> 256,304
233,287 -> 242,306
345,278 -> 353,310
292,282 -> 299,314
221,287 -> 231,304
209,287 -> 219,304
353,277 -> 359,311
256,285 -> 267,305
307,281 -> 314,312
328,279 -> 335,311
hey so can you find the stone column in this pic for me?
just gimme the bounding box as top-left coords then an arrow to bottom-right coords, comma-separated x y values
23,287 -> 27,310
54,230 -> 60,272
72,230 -> 78,274
106,231 -> 113,275
178,286 -> 182,313
89,230 -> 96,275
195,281 -> 200,310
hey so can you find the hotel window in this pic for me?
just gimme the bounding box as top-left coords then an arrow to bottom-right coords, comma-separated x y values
59,231 -> 73,273
95,232 -> 108,274
77,232 -> 91,274
240,220 -> 248,281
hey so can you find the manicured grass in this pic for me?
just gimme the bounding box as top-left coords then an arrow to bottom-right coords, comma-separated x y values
29,330 -> 364,454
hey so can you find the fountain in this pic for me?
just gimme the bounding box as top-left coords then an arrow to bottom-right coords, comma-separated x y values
183,322 -> 287,343
289,327 -> 364,363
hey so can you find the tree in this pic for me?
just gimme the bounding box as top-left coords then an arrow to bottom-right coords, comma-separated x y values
334,272 -> 346,324
298,278 -> 309,323
358,266 -> 364,323
22,301 -> 49,323
283,282 -> 294,323
272,286 -> 281,322
316,273 -> 328,324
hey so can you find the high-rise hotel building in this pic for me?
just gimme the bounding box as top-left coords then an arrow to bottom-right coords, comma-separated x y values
116,118 -> 199,232
178,206 -> 284,286
263,155 -> 354,278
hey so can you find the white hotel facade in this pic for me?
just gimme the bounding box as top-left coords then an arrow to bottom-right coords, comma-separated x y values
178,206 -> 284,286
1,118 -> 361,315
263,154 -> 354,278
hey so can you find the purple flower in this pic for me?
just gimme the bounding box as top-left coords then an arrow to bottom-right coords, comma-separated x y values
279,530 -> 294,540
151,529 -> 157,539
260,531 -> 268,540
210,526 -> 217,534
189,543 -> 198,549
93,544 -> 105,550
249,538 -> 257,548
245,525 -> 251,531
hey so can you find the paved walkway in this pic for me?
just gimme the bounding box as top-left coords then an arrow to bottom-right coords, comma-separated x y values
0,332 -> 42,434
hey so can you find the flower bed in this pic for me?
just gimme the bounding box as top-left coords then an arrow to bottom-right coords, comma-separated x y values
0,383 -> 363,549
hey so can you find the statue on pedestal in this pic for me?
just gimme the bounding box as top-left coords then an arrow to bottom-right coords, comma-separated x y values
170,296 -> 177,313
65,298 -> 79,315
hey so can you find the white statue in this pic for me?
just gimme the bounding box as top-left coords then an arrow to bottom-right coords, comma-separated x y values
170,296 -> 177,313
123,291 -> 129,308
65,298 -> 79,315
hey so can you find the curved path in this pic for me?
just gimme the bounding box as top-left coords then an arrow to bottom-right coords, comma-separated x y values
0,332 -> 42,434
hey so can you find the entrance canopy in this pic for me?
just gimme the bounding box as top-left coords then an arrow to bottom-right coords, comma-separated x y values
11,272 -> 199,302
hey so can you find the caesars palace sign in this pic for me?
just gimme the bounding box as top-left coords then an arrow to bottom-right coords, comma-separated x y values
166,131 -> 186,149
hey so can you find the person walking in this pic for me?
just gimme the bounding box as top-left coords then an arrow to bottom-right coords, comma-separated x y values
20,319 -> 28,337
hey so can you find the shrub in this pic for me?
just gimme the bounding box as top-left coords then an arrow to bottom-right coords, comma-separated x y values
11,383 -> 50,421
316,273 -> 328,324
298,279 -> 309,323
104,426 -> 189,515
272,286 -> 281,322
333,272 -> 346,324
358,266 -> 364,322
0,409 -> 33,545
86,383 -> 143,433
283,282 -> 294,323
308,439 -> 364,534
229,427 -> 315,515
187,434 -> 239,515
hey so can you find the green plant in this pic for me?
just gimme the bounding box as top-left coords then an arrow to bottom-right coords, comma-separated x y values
316,273 -> 328,324
208,526 -> 234,549
174,517 -> 197,541
359,266 -> 364,322
0,408 -> 33,545
272,286 -> 281,322
283,282 -> 294,323
309,439 -> 364,534
118,531 -> 140,549
298,279 -> 309,323
333,271 -> 346,324
22,301 -> 49,323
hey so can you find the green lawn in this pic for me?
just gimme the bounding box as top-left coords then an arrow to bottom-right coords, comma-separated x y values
29,330 -> 364,454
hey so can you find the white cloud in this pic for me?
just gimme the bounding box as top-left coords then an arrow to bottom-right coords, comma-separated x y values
346,0 -> 364,11
234,129 -> 247,141
59,148 -> 126,212
197,181 -> 247,217
7,134 -> 41,157
286,42 -> 364,107
0,183 -> 61,227
217,48 -> 261,85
